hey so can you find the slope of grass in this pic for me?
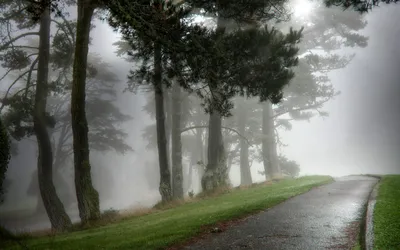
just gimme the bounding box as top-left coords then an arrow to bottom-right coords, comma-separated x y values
4,175 -> 332,250
373,175 -> 400,249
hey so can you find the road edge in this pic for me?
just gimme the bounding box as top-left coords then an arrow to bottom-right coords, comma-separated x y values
365,175 -> 381,250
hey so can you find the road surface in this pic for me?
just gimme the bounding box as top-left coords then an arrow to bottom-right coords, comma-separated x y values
184,176 -> 378,250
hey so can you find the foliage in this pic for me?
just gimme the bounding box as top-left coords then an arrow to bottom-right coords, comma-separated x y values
324,0 -> 398,12
183,26 -> 303,116
0,116 -> 11,204
278,155 -> 300,178
106,0 -> 303,117
0,13 -> 133,167
3,176 -> 333,249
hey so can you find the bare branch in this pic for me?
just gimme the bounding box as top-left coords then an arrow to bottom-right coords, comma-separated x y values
0,68 -> 12,83
0,32 -> 40,51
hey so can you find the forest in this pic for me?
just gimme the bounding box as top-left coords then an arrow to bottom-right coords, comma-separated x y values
0,0 -> 385,238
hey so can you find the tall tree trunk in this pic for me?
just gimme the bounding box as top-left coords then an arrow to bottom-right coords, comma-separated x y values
238,107 -> 252,185
171,82 -> 183,199
33,5 -> 72,231
202,111 -> 227,191
164,88 -> 172,181
154,42 -> 172,202
71,0 -> 100,223
262,101 -> 280,179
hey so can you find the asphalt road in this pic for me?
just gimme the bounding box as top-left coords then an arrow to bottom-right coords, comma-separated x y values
184,176 -> 378,250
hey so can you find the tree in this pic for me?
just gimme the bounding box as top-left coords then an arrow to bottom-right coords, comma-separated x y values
173,0 -> 302,192
106,0 -> 201,202
0,0 -> 72,231
171,81 -> 184,198
107,0 -> 303,193
256,4 -> 368,178
278,155 -> 300,178
70,0 -> 104,223
1,1 -> 131,225
22,54 -> 132,212
33,2 -> 72,231
0,116 -> 11,204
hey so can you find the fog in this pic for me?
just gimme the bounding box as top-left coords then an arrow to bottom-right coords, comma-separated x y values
1,1 -> 400,233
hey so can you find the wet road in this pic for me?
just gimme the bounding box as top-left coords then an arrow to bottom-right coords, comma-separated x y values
184,176 -> 378,250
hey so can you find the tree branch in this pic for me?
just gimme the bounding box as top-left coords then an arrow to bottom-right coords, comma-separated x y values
25,57 -> 39,98
272,98 -> 331,119
0,32 -> 40,51
181,125 -> 251,145
0,70 -> 33,112
0,69 -> 12,83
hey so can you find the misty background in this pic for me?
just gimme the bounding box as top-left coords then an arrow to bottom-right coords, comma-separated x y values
1,1 -> 400,232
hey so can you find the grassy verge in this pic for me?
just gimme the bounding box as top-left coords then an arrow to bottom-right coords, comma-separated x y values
4,175 -> 332,250
373,175 -> 400,249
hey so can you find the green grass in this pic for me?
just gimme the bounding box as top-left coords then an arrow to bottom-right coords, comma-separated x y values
352,242 -> 361,250
4,176 -> 332,250
373,175 -> 400,250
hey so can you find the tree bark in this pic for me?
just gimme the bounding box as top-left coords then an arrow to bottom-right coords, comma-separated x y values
71,0 -> 100,223
238,108 -> 252,185
171,82 -> 183,199
201,111 -> 228,191
262,101 -> 280,179
33,5 -> 72,231
164,87 -> 172,182
154,42 -> 172,202
195,124 -> 205,188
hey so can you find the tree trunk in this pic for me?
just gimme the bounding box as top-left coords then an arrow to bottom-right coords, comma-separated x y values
201,13 -> 230,192
201,111 -> 228,191
33,5 -> 72,231
262,101 -> 280,179
71,0 -> 100,223
238,108 -> 252,186
171,82 -> 183,199
164,87 -> 172,182
195,125 -> 205,187
154,42 -> 172,202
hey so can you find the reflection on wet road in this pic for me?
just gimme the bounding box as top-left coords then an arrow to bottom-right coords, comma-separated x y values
185,176 -> 378,250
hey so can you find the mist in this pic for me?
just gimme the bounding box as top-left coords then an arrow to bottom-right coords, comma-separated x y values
0,0 -> 399,234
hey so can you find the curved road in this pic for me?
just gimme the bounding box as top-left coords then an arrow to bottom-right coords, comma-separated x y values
184,176 -> 378,250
